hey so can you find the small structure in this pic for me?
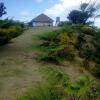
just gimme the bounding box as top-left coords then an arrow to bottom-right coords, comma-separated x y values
56,17 -> 60,26
30,13 -> 54,27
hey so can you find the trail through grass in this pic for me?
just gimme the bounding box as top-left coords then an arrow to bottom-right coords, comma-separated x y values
0,27 -> 96,100
0,27 -> 58,100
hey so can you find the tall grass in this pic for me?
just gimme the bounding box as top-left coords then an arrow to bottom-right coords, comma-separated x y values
18,65 -> 100,100
18,66 -> 69,100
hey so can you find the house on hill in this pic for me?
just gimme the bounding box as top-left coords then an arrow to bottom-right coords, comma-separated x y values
30,14 -> 54,27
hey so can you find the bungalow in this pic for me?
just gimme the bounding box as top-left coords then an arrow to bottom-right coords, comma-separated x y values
30,13 -> 54,27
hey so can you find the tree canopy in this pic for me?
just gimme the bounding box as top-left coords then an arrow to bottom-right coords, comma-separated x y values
0,2 -> 6,17
67,1 -> 100,25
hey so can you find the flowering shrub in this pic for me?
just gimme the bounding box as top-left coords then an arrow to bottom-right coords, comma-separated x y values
0,26 -> 24,45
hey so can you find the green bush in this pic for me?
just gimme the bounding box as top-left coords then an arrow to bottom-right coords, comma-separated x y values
0,19 -> 24,29
38,31 -> 59,44
8,26 -> 23,38
0,29 -> 11,45
91,64 -> 100,78
82,47 -> 94,60
81,26 -> 96,35
0,19 -> 24,46
65,75 -> 99,100
37,29 -> 76,63
75,33 -> 85,50
0,26 -> 24,45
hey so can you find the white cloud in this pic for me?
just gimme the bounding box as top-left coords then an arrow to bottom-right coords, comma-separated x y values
44,0 -> 99,20
19,11 -> 34,22
95,18 -> 100,23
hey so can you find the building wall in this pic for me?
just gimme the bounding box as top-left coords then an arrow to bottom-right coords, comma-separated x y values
33,22 -> 53,27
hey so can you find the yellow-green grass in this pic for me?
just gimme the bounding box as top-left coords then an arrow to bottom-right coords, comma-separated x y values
0,27 -> 99,100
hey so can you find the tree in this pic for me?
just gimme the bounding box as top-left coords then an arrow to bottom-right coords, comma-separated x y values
0,2 -> 6,18
67,1 -> 100,25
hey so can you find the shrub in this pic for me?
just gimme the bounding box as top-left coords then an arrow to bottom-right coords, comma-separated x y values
38,31 -> 59,43
54,46 -> 75,61
75,33 -> 86,50
37,29 -> 76,63
81,26 -> 96,35
0,19 -> 25,29
0,29 -> 11,45
82,47 -> 94,60
58,21 -> 72,27
65,75 -> 99,100
8,26 -> 23,38
60,25 -> 75,34
0,26 -> 24,45
91,64 -> 100,78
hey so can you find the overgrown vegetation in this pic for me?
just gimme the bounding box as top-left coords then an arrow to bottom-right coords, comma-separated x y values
0,2 -> 24,46
19,67 -> 100,100
37,24 -> 100,78
29,2 -> 100,99
37,27 -> 76,64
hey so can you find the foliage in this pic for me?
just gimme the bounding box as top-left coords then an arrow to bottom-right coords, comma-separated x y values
0,2 -> 6,17
19,67 -> 69,100
0,29 -> 11,45
65,75 -> 99,100
0,18 -> 24,29
93,38 -> 100,64
0,19 -> 24,46
19,66 -> 100,100
37,28 -> 76,63
82,47 -> 94,60
68,10 -> 87,24
58,21 -> 72,27
75,33 -> 86,50
36,24 -> 100,79
38,31 -> 59,43
91,64 -> 100,78
81,26 -> 97,35
19,84 -> 62,100
67,2 -> 100,25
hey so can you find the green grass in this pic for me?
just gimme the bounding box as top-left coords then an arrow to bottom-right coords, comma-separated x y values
0,27 -> 99,100
18,66 -> 69,100
0,27 -> 59,100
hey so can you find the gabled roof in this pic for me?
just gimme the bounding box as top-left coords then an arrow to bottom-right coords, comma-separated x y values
31,13 -> 53,23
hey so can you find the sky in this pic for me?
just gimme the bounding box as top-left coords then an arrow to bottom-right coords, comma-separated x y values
1,0 -> 100,27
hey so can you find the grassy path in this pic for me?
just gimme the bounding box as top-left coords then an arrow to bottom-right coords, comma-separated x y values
0,27 -> 94,100
0,27 -> 58,100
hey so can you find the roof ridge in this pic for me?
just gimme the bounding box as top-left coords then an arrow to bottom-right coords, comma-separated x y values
31,13 -> 53,22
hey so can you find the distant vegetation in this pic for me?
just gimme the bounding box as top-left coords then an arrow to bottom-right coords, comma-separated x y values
0,2 -> 24,46
67,1 -> 100,25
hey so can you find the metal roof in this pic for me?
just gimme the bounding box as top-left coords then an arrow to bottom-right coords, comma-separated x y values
31,13 -> 54,23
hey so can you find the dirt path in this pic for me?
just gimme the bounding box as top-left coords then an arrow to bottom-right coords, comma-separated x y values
0,27 -> 58,100
0,27 -> 93,100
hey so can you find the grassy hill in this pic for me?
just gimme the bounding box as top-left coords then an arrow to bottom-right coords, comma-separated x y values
0,27 -> 100,100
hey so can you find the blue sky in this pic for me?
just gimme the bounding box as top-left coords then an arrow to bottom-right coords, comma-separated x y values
1,0 -> 100,27
2,0 -> 59,21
